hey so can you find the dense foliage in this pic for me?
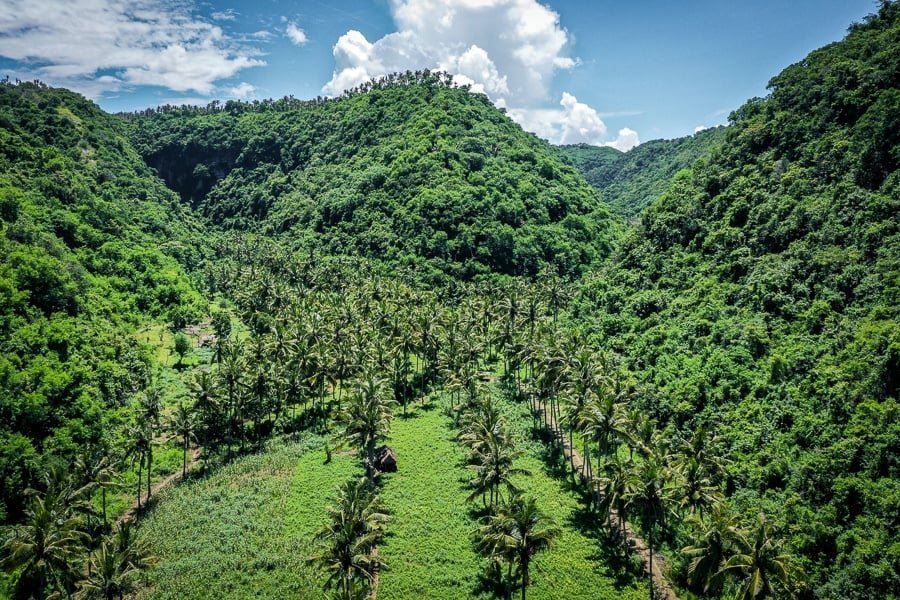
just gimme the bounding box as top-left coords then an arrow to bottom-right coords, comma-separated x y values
557,127 -> 729,219
1,4 -> 898,600
574,4 -> 900,597
0,82 -> 205,523
124,72 -> 617,281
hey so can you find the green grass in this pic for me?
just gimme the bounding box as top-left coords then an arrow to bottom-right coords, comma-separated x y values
500,396 -> 647,600
136,436 -> 357,599
133,386 -> 647,600
377,403 -> 483,599
377,393 -> 647,599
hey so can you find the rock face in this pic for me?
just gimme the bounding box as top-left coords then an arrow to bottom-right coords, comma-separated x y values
374,446 -> 397,473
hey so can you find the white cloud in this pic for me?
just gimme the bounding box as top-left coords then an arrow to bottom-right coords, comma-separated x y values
694,125 -> 707,134
604,127 -> 640,151
0,0 -> 263,97
441,45 -> 508,95
559,91 -> 607,144
228,82 -> 255,98
286,22 -> 308,46
324,0 -> 573,102
323,29 -> 431,95
322,0 -> 639,149
508,92 -> 630,147
211,9 -> 237,21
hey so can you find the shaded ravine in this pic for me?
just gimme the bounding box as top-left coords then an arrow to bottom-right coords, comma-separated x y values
529,396 -> 680,600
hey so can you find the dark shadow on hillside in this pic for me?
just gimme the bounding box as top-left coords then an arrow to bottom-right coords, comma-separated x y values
471,562 -> 514,600
567,505 -> 644,590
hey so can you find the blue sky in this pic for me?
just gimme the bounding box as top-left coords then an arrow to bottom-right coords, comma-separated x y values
0,0 -> 877,146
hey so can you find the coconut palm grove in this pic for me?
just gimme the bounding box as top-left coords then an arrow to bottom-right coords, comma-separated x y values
0,3 -> 899,600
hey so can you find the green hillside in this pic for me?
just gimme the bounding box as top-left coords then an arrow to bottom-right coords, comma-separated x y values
557,127 -> 729,218
124,72 -> 617,281
575,5 -> 900,597
0,4 -> 898,600
0,82 -> 205,522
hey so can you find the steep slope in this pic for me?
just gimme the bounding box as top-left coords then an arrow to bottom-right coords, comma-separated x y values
575,5 -> 899,598
0,82 -> 205,522
557,127 -> 729,218
554,143 -> 622,180
125,72 -> 617,281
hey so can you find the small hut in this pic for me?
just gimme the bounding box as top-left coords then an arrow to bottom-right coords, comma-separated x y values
374,446 -> 397,473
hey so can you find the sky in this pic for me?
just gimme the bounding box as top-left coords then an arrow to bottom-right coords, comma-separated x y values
0,0 -> 879,148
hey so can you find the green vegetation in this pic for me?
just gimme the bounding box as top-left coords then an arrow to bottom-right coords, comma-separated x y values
136,437 -> 357,599
1,4 -> 898,600
572,4 -> 900,597
557,126 -> 729,218
0,82 -> 205,524
124,72 -> 617,280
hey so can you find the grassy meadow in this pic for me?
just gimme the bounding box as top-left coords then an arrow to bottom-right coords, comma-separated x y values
134,389 -> 646,599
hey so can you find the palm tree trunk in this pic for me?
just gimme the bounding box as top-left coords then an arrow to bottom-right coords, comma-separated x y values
521,560 -> 528,600
648,529 -> 654,600
136,458 -> 142,510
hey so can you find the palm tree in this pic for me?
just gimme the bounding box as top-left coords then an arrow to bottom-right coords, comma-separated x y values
135,387 -> 163,502
476,493 -> 559,600
466,432 -> 528,508
594,455 -> 636,540
138,384 -> 163,429
75,526 -> 153,600
168,401 -> 197,477
124,421 -> 152,510
74,451 -> 120,531
627,454 -> 675,599
714,513 -> 805,599
340,375 -> 395,479
312,478 -> 388,600
679,424 -> 729,481
0,487 -> 89,599
578,388 -> 630,480
111,521 -> 154,575
191,369 -> 220,448
560,349 -> 603,475
673,456 -> 721,518
218,339 -> 245,454
681,502 -> 741,595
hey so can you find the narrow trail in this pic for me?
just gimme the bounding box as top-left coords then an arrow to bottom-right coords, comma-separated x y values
117,446 -> 202,526
530,396 -> 680,600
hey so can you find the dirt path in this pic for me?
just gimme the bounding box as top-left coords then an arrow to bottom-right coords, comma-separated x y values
531,396 -> 680,600
117,447 -> 202,526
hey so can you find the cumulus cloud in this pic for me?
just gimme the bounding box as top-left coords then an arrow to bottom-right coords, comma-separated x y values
228,82 -> 256,98
558,92 -> 607,144
441,45 -> 508,95
324,0 -> 572,102
0,0 -> 263,97
605,127 -> 640,151
286,22 -> 308,46
322,0 -> 639,149
508,92 -> 632,147
694,125 -> 707,134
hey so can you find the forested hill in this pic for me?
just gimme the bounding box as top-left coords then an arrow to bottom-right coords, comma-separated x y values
575,4 -> 899,597
0,82 -> 205,521
123,73 -> 617,281
556,126 -> 729,218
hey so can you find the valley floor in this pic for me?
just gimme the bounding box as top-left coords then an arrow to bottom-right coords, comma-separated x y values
136,391 -> 646,599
